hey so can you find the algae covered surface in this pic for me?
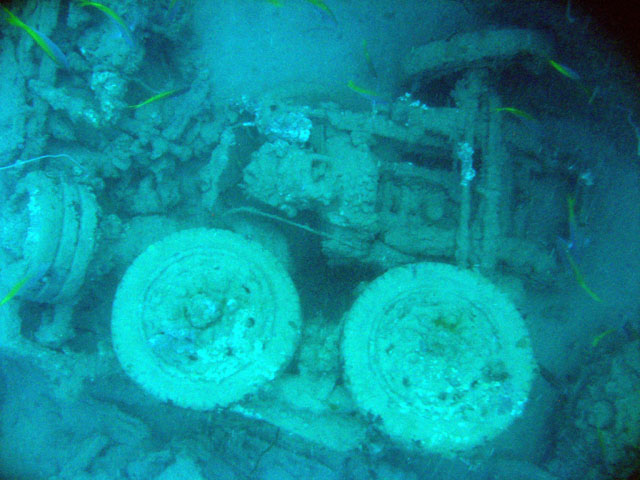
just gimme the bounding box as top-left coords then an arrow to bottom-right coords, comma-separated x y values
0,0 -> 639,479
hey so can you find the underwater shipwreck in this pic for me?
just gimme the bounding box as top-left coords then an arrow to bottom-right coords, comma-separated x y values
0,0 -> 639,479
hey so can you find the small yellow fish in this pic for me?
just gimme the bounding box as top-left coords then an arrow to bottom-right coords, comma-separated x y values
548,59 -> 595,101
0,276 -> 30,306
2,6 -> 69,68
592,328 -> 615,347
78,1 -> 134,46
493,107 -> 534,121
128,89 -> 184,109
549,59 -> 581,81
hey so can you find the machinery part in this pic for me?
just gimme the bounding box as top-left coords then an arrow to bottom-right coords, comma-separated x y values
111,228 -> 301,410
342,262 -> 535,457
0,171 -> 98,304
402,28 -> 554,79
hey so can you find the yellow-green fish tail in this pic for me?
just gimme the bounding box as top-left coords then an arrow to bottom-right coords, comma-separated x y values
305,0 -> 336,22
563,194 -> 601,302
362,39 -> 378,79
567,194 -> 577,226
347,80 -> 378,98
0,276 -> 30,306
493,107 -> 534,121
596,425 -> 607,458
592,328 -> 615,347
566,251 -> 602,302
